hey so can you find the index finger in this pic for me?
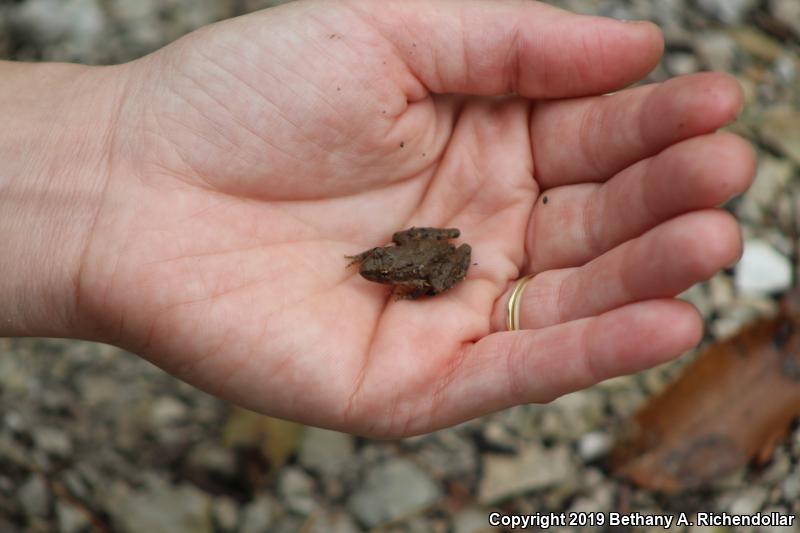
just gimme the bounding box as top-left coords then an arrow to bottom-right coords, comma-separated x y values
357,0 -> 664,98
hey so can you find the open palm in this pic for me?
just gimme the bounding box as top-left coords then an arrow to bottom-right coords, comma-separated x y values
76,0 -> 753,436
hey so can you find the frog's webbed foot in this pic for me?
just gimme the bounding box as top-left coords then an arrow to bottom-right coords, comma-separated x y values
392,227 -> 460,245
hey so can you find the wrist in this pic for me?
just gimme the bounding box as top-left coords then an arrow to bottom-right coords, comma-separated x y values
0,61 -> 126,337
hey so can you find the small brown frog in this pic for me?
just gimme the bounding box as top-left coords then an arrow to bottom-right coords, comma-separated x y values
346,227 -> 471,299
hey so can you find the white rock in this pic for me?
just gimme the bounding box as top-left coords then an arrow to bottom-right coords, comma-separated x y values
734,240 -> 793,296
577,431 -> 612,462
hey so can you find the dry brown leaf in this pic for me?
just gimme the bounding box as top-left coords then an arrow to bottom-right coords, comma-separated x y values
611,298 -> 800,492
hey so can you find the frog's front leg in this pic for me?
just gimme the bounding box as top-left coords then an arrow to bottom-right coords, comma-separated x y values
392,279 -> 432,300
392,227 -> 460,245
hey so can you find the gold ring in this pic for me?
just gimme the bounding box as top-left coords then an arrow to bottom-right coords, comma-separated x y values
507,274 -> 534,331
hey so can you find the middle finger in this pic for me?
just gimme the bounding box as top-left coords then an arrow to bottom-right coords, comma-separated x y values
527,132 -> 754,272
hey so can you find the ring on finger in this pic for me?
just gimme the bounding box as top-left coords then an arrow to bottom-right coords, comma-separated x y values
506,274 -> 535,331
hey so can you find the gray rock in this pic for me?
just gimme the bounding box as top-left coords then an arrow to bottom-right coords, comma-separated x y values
734,240 -> 792,296
393,516 -> 439,532
105,480 -> 213,533
696,0 -> 757,24
453,507 -> 495,533
240,494 -> 276,533
696,31 -> 738,71
32,426 -> 73,458
478,444 -> 575,505
482,421 -> 519,452
759,108 -> 800,165
305,509 -> 360,533
711,296 -> 778,339
150,396 -> 188,428
708,274 -> 735,310
212,497 -> 239,532
782,468 -> 800,501
568,486 -> 614,515
770,0 -> 800,37
298,428 -> 354,478
541,391 -> 605,439
665,53 -> 700,76
56,501 -> 90,533
277,467 -> 317,515
416,430 -> 477,480
728,486 -> 769,515
9,0 -> 104,46
738,156 -> 794,222
3,411 -> 25,432
679,283 -> 713,319
774,55 -> 797,84
347,458 -> 442,528
186,443 -> 237,480
758,507 -> 794,533
19,474 -> 51,518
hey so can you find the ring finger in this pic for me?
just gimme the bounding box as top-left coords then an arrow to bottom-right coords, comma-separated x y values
492,209 -> 742,331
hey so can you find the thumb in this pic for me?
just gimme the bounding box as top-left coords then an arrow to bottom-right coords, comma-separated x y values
364,0 -> 664,98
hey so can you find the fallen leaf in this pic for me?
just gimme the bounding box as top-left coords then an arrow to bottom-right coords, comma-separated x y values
611,296 -> 800,492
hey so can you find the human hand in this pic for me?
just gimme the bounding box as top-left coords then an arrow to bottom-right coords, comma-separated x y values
11,0 -> 753,437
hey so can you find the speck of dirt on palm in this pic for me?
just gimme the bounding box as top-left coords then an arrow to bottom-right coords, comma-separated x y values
543,196 -> 549,204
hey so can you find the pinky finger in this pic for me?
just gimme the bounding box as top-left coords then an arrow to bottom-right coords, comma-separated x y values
438,299 -> 701,426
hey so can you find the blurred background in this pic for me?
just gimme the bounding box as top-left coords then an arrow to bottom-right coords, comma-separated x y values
0,0 -> 799,532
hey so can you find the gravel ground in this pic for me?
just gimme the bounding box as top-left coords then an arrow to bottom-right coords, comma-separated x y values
1,0 -> 799,532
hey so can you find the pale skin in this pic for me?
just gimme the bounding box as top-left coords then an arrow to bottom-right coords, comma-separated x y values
0,0 -> 754,437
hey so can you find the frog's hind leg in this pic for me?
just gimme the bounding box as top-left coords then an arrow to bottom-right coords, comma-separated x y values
344,248 -> 376,267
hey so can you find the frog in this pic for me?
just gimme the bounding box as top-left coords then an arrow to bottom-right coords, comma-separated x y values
346,227 -> 471,299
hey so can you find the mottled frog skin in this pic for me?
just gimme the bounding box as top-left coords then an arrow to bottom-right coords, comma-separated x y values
347,227 -> 471,299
